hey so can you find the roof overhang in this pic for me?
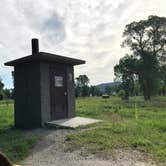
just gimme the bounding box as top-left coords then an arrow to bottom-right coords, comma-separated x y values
5,52 -> 85,66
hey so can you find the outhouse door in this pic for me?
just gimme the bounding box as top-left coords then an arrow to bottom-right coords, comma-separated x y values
50,65 -> 68,120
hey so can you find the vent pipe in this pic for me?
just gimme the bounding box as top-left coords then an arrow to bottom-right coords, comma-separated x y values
31,38 -> 39,55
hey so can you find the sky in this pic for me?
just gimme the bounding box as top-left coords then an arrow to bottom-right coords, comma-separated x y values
0,0 -> 166,88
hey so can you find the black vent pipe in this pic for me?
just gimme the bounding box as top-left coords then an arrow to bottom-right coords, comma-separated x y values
31,38 -> 39,55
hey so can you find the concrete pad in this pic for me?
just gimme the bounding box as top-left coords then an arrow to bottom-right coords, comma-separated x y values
46,117 -> 101,129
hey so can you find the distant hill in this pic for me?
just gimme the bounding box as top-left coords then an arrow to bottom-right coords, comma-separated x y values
96,82 -> 121,92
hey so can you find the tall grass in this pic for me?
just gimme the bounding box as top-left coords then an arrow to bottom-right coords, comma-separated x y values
67,96 -> 166,163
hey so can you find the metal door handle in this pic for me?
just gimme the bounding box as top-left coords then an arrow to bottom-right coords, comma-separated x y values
64,92 -> 67,96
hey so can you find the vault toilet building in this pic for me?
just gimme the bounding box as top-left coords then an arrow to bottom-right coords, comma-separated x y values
5,39 -> 85,129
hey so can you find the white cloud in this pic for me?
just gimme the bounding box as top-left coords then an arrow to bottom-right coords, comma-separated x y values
0,0 -> 166,87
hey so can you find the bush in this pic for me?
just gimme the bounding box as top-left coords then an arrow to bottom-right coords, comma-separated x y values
0,94 -> 3,100
118,90 -> 125,100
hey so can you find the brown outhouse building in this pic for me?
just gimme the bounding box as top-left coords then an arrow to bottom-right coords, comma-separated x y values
5,39 -> 85,129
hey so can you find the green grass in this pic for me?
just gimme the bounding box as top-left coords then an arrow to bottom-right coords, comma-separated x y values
0,97 -> 166,163
0,130 -> 38,163
0,100 -> 38,164
66,96 -> 166,163
0,102 -> 14,131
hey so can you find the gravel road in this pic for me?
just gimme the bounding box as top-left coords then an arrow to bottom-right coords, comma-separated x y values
22,128 -> 157,166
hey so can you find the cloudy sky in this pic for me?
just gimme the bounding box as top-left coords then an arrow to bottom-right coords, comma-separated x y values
0,0 -> 166,88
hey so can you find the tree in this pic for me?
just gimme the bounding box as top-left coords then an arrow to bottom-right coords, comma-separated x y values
105,86 -> 112,95
134,80 -> 141,96
105,85 -> 118,95
3,88 -> 14,99
158,65 -> 166,96
90,86 -> 102,96
118,89 -> 125,100
75,75 -> 90,97
137,51 -> 160,100
122,15 -> 166,100
75,86 -> 82,97
0,78 -> 4,100
114,55 -> 137,101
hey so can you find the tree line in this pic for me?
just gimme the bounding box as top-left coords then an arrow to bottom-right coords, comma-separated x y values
0,74 -> 120,99
75,75 -> 121,97
75,75 -> 102,97
0,78 -> 14,100
114,15 -> 166,101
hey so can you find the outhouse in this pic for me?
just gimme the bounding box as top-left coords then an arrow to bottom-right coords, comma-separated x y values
5,39 -> 85,129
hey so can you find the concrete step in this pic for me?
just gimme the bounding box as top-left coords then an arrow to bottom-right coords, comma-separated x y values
45,116 -> 101,129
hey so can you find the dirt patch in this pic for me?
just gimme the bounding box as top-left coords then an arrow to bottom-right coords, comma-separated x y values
22,128 -> 158,166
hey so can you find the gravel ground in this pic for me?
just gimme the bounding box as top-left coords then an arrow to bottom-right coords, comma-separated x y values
22,128 -> 157,166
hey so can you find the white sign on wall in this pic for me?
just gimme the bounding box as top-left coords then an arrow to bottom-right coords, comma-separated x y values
54,76 -> 63,87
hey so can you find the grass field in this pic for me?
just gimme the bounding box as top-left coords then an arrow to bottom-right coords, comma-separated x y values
66,96 -> 166,163
0,101 -> 38,163
0,97 -> 166,164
